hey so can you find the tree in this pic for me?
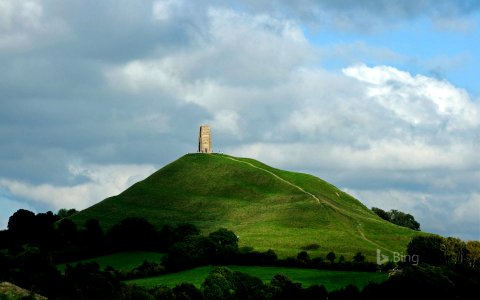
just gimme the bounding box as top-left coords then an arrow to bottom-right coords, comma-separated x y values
33,211 -> 58,249
57,208 -> 78,219
162,235 -> 215,270
116,285 -> 154,300
58,218 -> 78,243
83,219 -> 104,250
172,223 -> 201,243
173,283 -> 203,300
304,284 -> 328,300
8,209 -> 36,243
466,240 -> 480,269
442,237 -> 466,265
231,270 -> 267,300
353,252 -> 365,264
407,235 -> 444,265
329,284 -> 360,300
202,267 -> 234,300
371,207 -> 390,221
208,228 -> 238,261
326,251 -> 336,264
270,273 -> 302,299
264,249 -> 278,263
63,262 -> 121,299
297,251 -> 310,263
388,209 -> 420,231
12,246 -> 63,298
105,217 -> 158,251
372,207 -> 421,230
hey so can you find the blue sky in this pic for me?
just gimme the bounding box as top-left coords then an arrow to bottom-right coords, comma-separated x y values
0,0 -> 479,240
310,14 -> 480,96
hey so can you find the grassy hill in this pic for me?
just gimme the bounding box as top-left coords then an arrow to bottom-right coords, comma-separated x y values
70,153 -> 423,259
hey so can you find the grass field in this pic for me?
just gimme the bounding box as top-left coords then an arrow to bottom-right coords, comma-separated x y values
57,251 -> 164,273
70,153 -> 425,260
126,265 -> 388,291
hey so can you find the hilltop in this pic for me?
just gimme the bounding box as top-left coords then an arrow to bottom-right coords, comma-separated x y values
71,153 -> 423,258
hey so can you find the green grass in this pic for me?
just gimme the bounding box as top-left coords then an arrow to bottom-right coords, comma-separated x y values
57,251 -> 164,273
70,153 -> 426,259
126,265 -> 387,292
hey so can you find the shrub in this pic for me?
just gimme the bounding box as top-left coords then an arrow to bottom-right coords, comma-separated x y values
301,244 -> 320,251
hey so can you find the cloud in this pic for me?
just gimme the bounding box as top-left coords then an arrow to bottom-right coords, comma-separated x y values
225,63 -> 479,240
343,64 -> 480,129
0,1 -> 478,240
453,194 -> 480,225
208,110 -> 242,137
152,0 -> 180,22
240,0 -> 480,32
345,189 -> 480,240
0,0 -> 67,50
432,16 -> 478,33
0,164 -> 156,211
106,7 -> 313,110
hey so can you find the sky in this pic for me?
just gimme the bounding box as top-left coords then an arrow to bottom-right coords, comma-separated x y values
0,0 -> 479,240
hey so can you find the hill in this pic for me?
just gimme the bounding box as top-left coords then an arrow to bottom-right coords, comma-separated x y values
70,153 -> 423,258
0,282 -> 47,300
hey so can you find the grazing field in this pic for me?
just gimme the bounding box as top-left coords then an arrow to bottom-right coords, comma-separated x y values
126,265 -> 388,291
57,251 -> 164,272
71,153 -> 425,259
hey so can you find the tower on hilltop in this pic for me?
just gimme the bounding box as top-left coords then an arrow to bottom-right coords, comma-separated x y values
198,125 -> 212,153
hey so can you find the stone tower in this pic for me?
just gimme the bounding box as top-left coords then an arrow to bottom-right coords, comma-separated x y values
198,125 -> 212,153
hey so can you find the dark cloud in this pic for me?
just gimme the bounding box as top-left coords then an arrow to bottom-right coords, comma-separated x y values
239,0 -> 480,32
0,0 -> 478,239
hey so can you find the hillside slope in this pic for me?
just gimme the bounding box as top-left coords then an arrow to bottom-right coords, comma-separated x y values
71,153 -> 423,258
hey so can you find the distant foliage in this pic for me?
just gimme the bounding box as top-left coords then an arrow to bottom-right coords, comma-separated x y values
466,241 -> 480,270
371,207 -> 390,221
162,228 -> 240,271
301,244 -> 320,251
2,208 -> 480,299
326,251 -> 336,264
406,235 -> 479,268
57,208 -> 78,219
353,252 -> 366,264
105,217 -> 159,251
371,207 -> 420,230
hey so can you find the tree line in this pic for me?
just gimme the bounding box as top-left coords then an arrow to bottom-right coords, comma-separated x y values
1,208 -> 480,299
371,207 -> 420,230
0,209 -> 382,273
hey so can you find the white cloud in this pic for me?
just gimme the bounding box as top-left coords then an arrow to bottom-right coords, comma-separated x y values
1,1 -> 478,240
0,0 -> 67,50
229,141 -> 478,172
346,188 -> 480,240
453,194 -> 480,224
0,164 -> 157,211
152,0 -> 180,21
343,64 -> 480,129
208,110 -> 242,137
105,7 -> 313,114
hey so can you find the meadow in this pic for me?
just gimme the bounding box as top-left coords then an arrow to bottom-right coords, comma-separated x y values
57,251 -> 164,272
126,265 -> 388,291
